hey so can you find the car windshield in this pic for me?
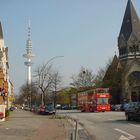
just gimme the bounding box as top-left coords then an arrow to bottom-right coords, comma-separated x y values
97,98 -> 108,104
128,102 -> 140,107
45,105 -> 54,110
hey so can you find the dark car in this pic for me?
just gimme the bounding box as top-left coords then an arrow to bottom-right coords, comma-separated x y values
110,105 -> 116,111
125,102 -> 140,121
121,103 -> 129,111
38,104 -> 55,115
44,104 -> 55,115
9,106 -> 15,111
61,105 -> 70,110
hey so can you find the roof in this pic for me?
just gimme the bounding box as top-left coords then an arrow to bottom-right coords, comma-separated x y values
118,0 -> 140,41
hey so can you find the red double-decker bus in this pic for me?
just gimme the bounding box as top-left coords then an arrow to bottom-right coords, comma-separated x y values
78,88 -> 110,112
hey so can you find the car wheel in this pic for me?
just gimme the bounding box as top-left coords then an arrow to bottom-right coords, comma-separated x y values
126,114 -> 130,121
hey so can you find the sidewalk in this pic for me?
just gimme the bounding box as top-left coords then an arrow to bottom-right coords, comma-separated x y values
0,109 -> 66,140
29,116 -> 66,140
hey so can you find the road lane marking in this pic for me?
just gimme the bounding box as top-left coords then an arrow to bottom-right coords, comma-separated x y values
114,128 -> 136,139
129,123 -> 140,128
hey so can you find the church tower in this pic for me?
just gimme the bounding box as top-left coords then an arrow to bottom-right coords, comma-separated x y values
118,0 -> 140,63
118,0 -> 140,102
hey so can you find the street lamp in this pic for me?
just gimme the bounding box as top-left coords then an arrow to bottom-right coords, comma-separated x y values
41,55 -> 64,106
44,56 -> 64,68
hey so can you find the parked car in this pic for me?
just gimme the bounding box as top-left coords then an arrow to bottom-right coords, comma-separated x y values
110,105 -> 116,111
114,104 -> 121,111
125,102 -> 140,121
9,106 -> 15,111
38,104 -> 55,115
55,104 -> 61,109
120,103 -> 129,111
30,105 -> 38,112
61,104 -> 71,110
70,105 -> 77,110
24,105 -> 31,111
38,106 -> 45,114
44,104 -> 55,115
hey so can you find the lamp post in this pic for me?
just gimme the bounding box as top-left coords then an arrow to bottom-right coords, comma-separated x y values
44,56 -> 64,68
41,56 -> 64,106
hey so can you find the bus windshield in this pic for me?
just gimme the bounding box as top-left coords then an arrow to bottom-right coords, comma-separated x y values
97,98 -> 108,104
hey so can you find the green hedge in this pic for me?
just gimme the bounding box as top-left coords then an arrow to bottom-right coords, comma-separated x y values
5,110 -> 10,117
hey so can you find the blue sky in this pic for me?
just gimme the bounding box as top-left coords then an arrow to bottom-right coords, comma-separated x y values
0,0 -> 140,94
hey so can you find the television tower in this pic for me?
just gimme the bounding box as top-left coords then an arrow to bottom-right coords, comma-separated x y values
23,21 -> 35,107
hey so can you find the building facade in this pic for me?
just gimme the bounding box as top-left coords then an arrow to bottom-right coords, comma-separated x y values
0,21 -> 13,109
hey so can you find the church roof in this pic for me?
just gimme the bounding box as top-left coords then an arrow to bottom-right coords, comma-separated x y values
118,0 -> 140,41
103,55 -> 119,81
112,54 -> 119,66
0,22 -> 3,39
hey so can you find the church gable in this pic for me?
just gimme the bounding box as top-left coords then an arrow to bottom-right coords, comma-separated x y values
103,55 -> 121,85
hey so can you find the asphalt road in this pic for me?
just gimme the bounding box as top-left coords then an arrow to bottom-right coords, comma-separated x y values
58,110 -> 140,140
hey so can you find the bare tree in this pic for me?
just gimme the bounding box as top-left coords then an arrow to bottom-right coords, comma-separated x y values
94,67 -> 106,88
94,56 -> 113,88
51,71 -> 62,108
34,64 -> 54,105
71,66 -> 95,88
18,83 -> 30,106
34,63 -> 62,106
16,83 -> 39,106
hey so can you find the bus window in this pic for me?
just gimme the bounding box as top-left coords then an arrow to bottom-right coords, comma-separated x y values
97,98 -> 108,104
